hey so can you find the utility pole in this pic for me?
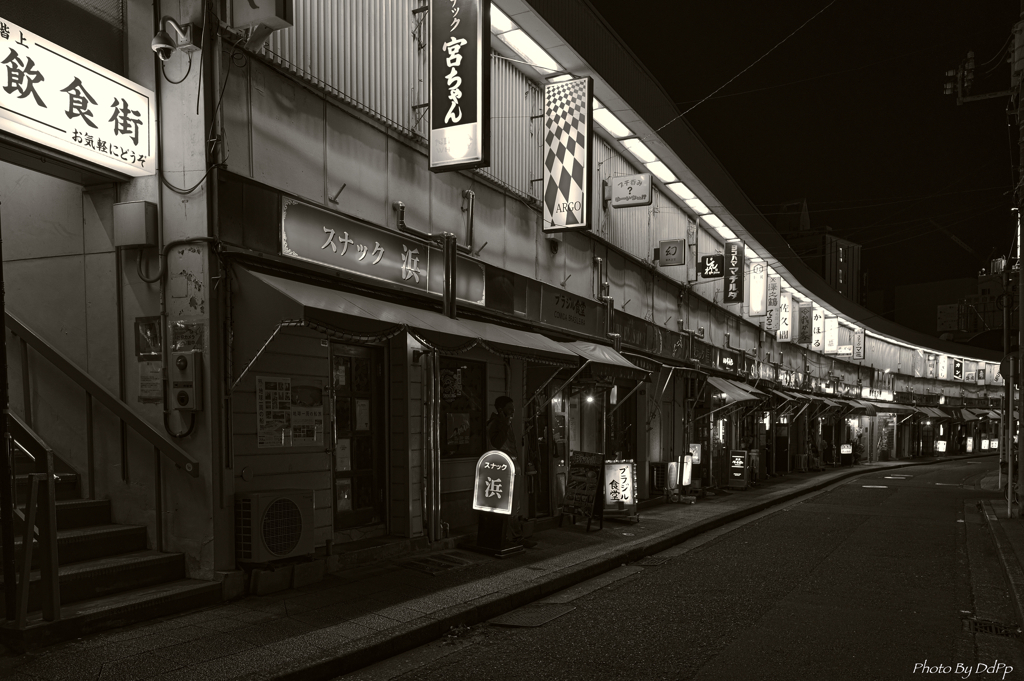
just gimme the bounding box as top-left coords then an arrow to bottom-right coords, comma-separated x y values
1016,0 -> 1024,516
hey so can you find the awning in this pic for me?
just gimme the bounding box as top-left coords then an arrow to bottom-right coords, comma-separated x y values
970,409 -> 1000,420
740,382 -> 769,398
769,389 -> 794,401
707,376 -> 758,404
847,399 -> 878,416
559,341 -> 650,383
874,402 -> 918,415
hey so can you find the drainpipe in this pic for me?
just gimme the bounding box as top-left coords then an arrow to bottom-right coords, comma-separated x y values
0,205 -> 16,619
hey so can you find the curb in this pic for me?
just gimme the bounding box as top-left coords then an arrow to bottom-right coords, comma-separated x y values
979,500 -> 1024,629
264,457 -> 981,681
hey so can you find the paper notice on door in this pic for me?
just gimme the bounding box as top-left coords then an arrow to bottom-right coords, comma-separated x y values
334,438 -> 351,471
355,399 -> 370,431
138,360 -> 162,403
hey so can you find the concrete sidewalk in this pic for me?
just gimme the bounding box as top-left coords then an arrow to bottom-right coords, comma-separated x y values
1,456 -> 978,681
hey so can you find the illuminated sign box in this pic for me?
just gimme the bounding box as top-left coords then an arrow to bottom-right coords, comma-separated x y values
0,16 -> 156,177
936,441 -> 947,453
603,460 -> 638,520
542,76 -> 594,233
611,173 -> 652,208
472,450 -> 515,514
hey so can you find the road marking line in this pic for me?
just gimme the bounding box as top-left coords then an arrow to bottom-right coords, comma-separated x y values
863,485 -> 888,488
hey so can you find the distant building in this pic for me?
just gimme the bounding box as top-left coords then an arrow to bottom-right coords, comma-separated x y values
773,199 -> 863,304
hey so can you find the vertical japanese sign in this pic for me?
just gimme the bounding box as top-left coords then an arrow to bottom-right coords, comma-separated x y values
472,450 -> 515,514
724,240 -> 744,304
811,305 -> 824,351
953,358 -> 964,381
542,76 -> 594,232
798,305 -> 813,344
429,0 -> 490,171
603,460 -> 638,518
824,316 -> 838,354
0,17 -> 155,177
777,290 -> 792,342
853,327 -> 865,360
748,261 -> 766,316
938,355 -> 948,380
765,275 -> 780,332
977,366 -> 986,385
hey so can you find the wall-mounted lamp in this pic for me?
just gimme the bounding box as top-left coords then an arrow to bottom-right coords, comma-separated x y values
152,17 -> 197,61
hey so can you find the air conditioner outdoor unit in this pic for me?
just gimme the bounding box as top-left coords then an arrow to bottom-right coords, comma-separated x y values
235,489 -> 315,563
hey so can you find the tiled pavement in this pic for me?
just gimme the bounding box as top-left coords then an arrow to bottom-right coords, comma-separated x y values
0,455 -> 990,681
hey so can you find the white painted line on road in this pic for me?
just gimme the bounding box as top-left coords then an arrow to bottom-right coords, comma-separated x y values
935,483 -> 959,486
884,476 -> 907,479
863,485 -> 888,488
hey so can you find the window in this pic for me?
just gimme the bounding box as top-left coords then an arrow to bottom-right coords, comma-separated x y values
839,270 -> 844,284
839,247 -> 844,262
439,358 -> 487,459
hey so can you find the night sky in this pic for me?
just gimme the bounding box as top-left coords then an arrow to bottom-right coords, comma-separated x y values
587,0 -> 1018,297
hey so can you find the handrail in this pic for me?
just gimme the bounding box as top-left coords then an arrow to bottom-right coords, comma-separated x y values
5,311 -> 199,477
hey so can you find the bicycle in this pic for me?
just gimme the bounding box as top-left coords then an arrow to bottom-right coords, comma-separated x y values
1002,480 -> 1020,505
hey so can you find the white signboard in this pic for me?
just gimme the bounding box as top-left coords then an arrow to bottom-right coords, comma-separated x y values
658,239 -> 685,266
0,17 -> 156,177
853,327 -> 865,360
824,316 -> 839,354
748,261 -> 766,316
836,345 -> 853,357
777,290 -> 792,342
938,355 -> 948,380
610,173 -> 652,208
811,305 -> 824,351
765,275 -> 780,332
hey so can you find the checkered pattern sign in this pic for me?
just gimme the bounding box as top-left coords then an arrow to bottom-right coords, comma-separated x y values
543,77 -> 593,231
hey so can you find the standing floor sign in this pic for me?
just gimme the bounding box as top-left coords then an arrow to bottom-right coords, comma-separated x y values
560,450 -> 603,531
603,460 -> 639,522
728,450 -> 749,489
468,450 -> 521,558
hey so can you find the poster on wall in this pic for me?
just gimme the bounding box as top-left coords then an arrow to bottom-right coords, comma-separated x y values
138,361 -> 162,403
748,261 -> 766,316
290,379 -> 324,445
777,290 -> 792,342
429,0 -> 490,171
853,327 -> 865,360
170,320 -> 204,352
765,275 -> 780,332
724,240 -> 744,304
542,76 -> 594,233
256,376 -> 324,447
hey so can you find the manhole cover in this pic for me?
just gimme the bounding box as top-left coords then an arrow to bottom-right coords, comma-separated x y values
491,604 -> 576,628
963,617 -> 1020,638
635,556 -> 670,566
396,551 -> 476,575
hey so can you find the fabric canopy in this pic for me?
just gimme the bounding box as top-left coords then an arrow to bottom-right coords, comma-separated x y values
559,341 -> 650,383
707,376 -> 758,404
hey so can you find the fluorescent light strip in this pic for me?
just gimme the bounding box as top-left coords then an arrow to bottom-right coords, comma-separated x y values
645,161 -> 677,183
684,198 -> 709,214
715,225 -> 737,241
666,182 -> 695,200
592,107 -> 632,138
703,214 -> 725,229
490,5 -> 516,33
621,138 -> 657,163
498,29 -> 562,73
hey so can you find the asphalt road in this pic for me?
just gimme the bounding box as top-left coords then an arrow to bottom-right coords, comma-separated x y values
337,459 -> 1024,681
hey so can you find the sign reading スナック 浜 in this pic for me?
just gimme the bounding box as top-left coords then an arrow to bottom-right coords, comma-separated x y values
543,76 -> 594,232
700,254 -> 724,279
280,198 -> 486,304
0,17 -> 155,177
724,240 -> 744,304
472,450 -> 515,514
611,172 -> 652,208
429,0 -> 490,171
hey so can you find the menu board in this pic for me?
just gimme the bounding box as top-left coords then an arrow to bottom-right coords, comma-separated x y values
562,451 -> 602,520
728,450 -> 749,489
256,376 -> 324,448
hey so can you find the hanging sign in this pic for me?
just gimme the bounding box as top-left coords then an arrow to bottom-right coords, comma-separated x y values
977,367 -> 986,385
811,306 -> 824,351
699,254 -> 724,279
938,355 -> 948,380
765,275 -> 780,332
429,0 -> 490,171
952,358 -> 964,381
472,449 -> 516,514
777,290 -> 792,342
748,261 -> 766,316
611,172 -> 652,208
0,17 -> 156,177
853,327 -> 865,360
542,76 -> 594,232
724,240 -> 744,304
798,305 -> 812,344
823,316 -> 838,354
836,345 -> 853,357
603,460 -> 638,519
658,239 -> 685,267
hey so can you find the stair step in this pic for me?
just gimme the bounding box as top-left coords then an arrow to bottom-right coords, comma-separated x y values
14,473 -> 80,501
0,524 -> 148,568
48,498 -> 111,530
0,578 -> 223,651
0,550 -> 185,617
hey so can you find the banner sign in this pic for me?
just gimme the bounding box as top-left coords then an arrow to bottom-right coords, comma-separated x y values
0,17 -> 156,177
281,198 -> 486,303
472,450 -> 515,514
700,254 -> 724,279
811,305 -> 824,351
748,261 -> 766,316
542,76 -> 594,232
765,275 -> 780,332
429,0 -> 490,171
977,367 -> 986,385
658,239 -> 685,267
611,173 -> 652,208
724,240 -> 744,304
853,327 -> 865,360
824,316 -> 839,354
938,355 -> 948,380
798,304 -> 812,344
952,358 -> 964,381
777,290 -> 792,342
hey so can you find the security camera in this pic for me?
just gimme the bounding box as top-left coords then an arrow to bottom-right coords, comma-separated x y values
151,31 -> 176,61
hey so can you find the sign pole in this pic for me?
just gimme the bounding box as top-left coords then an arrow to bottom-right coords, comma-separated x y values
0,204 -> 14,619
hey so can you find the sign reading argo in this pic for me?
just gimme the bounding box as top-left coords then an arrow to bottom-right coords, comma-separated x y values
543,77 -> 594,232
0,17 -> 156,177
429,0 -> 490,171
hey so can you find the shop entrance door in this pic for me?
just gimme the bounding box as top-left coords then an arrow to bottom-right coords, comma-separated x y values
330,343 -> 386,530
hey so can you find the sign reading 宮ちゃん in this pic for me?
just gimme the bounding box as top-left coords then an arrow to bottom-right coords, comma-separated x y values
472,450 -> 515,514
0,17 -> 155,177
611,173 -> 652,208
429,0 -> 489,171
543,77 -> 594,233
281,199 -> 485,304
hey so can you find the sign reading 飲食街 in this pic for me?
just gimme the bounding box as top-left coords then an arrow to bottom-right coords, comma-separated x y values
798,304 -> 812,344
543,76 -> 594,232
472,450 -> 515,514
281,198 -> 486,304
611,173 -> 652,208
0,17 -> 155,177
658,239 -> 685,267
429,0 -> 490,171
765,275 -> 780,332
724,240 -> 744,304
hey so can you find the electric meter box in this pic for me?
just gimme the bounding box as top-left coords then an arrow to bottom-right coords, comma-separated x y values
170,350 -> 202,411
